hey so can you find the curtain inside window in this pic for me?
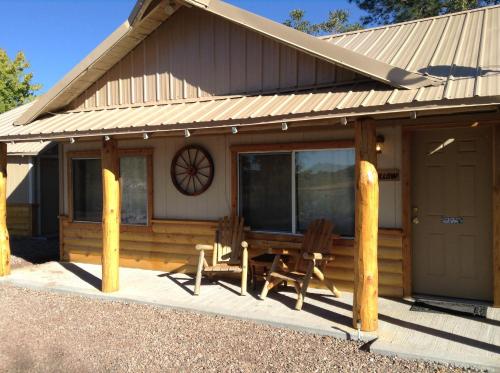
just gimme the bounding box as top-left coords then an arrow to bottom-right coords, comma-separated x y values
238,153 -> 292,232
72,159 -> 102,222
120,156 -> 148,225
296,149 -> 355,236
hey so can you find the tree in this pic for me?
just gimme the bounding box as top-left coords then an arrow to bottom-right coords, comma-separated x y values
350,0 -> 500,26
0,49 -> 41,114
283,9 -> 362,36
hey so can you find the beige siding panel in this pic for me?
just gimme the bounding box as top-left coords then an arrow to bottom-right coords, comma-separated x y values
107,64 -> 120,106
144,30 -> 158,103
7,156 -> 32,205
67,7 -> 344,110
230,23 -> 247,93
261,38 -> 280,91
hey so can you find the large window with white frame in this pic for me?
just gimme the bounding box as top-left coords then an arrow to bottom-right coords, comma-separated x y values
238,147 -> 355,236
71,152 -> 151,225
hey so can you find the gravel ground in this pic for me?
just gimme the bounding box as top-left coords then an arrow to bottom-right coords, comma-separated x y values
0,285 -> 478,373
9,237 -> 59,269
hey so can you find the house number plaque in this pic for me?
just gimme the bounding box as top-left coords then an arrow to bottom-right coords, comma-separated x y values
441,216 -> 464,225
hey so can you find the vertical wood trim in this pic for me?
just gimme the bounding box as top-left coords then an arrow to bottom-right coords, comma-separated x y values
402,130 -> 412,297
231,149 -> 238,216
0,143 -> 10,276
353,119 -> 379,332
494,124 -> 500,307
147,153 -> 154,225
101,139 -> 120,293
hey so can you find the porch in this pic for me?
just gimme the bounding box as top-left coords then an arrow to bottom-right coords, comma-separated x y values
1,261 -> 498,370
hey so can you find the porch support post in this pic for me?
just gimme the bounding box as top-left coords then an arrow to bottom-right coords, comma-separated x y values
494,125 -> 500,307
0,143 -> 10,277
101,138 -> 120,293
353,119 -> 379,332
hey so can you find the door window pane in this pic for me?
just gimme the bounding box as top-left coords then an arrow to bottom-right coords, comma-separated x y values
72,159 -> 102,222
296,149 -> 355,236
239,153 -> 292,232
120,156 -> 148,225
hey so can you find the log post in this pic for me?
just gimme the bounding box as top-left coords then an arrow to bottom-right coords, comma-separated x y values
494,125 -> 500,307
353,119 -> 379,332
101,139 -> 120,293
0,143 -> 10,277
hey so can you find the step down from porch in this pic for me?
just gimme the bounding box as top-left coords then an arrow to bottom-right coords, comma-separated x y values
410,297 -> 488,318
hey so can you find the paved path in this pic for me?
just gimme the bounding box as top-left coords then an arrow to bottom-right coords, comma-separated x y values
1,262 -> 499,371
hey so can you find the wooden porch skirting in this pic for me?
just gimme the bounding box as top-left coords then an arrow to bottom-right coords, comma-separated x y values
60,217 -> 404,297
8,203 -> 36,237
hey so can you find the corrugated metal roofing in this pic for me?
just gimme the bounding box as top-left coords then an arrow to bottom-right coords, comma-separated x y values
0,5 -> 499,141
0,103 -> 51,154
7,141 -> 51,156
322,5 -> 500,102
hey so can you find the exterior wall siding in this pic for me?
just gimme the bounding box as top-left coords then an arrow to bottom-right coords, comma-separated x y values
68,7 -> 363,111
60,126 -> 403,296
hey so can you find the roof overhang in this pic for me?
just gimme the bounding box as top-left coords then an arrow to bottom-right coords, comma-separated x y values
13,0 -> 443,127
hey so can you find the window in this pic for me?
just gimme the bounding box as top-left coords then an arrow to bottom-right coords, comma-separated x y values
72,159 -> 103,222
71,152 -> 151,225
238,147 -> 355,236
120,156 -> 148,225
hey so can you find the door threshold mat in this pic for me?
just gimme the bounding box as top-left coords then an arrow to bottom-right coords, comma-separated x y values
410,298 -> 488,318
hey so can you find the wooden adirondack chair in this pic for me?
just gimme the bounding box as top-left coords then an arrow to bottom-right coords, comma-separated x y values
194,215 -> 248,296
259,219 -> 341,310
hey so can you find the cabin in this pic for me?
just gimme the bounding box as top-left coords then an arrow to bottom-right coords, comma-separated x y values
0,0 -> 499,332
0,107 -> 58,237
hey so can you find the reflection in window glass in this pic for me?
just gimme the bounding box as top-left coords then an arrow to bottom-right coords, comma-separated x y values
72,159 -> 102,222
120,156 -> 148,225
296,149 -> 355,236
238,153 -> 292,232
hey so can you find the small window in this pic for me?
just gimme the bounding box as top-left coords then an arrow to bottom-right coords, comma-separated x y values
72,159 -> 102,222
238,147 -> 355,237
120,156 -> 148,225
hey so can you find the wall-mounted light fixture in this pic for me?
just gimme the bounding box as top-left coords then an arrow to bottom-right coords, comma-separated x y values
470,121 -> 479,128
340,117 -> 348,126
104,135 -> 111,141
184,129 -> 191,138
410,111 -> 417,120
70,137 -> 75,144
281,122 -> 288,131
376,135 -> 385,154
143,133 -> 149,140
231,126 -> 238,134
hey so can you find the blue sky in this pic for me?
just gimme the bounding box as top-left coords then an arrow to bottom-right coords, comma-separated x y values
0,0 -> 365,93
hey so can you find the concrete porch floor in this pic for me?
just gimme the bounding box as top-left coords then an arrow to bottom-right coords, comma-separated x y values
1,261 -> 499,371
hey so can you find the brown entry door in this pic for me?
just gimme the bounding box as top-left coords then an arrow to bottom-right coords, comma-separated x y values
412,127 -> 493,301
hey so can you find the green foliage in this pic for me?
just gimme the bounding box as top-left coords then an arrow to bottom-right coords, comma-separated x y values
283,9 -> 362,35
0,49 -> 41,114
350,0 -> 500,25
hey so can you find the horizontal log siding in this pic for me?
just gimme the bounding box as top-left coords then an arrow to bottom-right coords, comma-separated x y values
7,204 -> 35,237
60,218 -> 403,296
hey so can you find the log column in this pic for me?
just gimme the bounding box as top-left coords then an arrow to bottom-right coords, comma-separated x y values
0,143 -> 10,276
353,119 -> 379,332
101,139 -> 120,293
494,125 -> 500,307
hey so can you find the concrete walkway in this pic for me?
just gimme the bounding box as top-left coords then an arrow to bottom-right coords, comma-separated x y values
1,262 -> 499,371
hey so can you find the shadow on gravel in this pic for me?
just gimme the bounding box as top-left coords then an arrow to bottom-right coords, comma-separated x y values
10,237 -> 59,268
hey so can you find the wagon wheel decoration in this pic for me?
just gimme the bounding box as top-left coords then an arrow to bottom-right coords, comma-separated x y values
171,145 -> 214,196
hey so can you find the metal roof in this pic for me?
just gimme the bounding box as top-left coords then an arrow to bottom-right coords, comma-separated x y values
1,4 -> 499,142
0,103 -> 52,155
0,84 -> 498,142
14,0 -> 439,126
322,4 -> 500,102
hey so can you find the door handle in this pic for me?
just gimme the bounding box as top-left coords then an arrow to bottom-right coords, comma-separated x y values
412,207 -> 419,225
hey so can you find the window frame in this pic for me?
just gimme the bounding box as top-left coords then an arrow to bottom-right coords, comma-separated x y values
67,148 -> 154,226
231,140 -> 355,235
